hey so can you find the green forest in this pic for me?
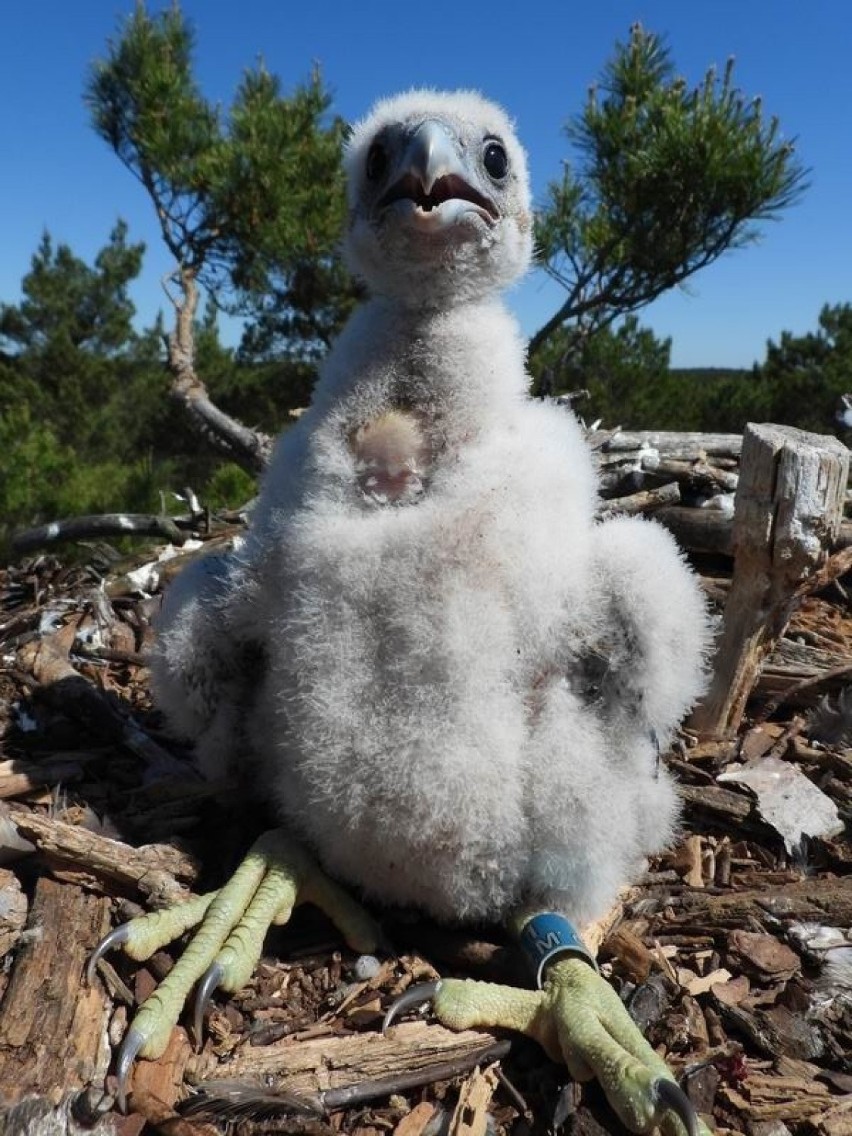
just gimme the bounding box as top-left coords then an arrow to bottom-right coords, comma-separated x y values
1,8 -> 849,554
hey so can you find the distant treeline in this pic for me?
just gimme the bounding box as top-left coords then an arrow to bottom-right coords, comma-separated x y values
536,308 -> 852,437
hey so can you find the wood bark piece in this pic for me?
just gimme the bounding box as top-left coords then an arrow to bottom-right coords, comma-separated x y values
718,1074 -> 840,1123
449,1063 -> 500,1136
0,876 -> 111,1105
666,876 -> 852,932
0,867 -> 27,956
8,807 -> 199,906
812,1100 -> 852,1136
194,1021 -> 508,1103
689,424 -> 849,738
394,1101 -> 441,1136
678,783 -> 753,824
129,1027 -> 196,1116
129,1091 -> 222,1136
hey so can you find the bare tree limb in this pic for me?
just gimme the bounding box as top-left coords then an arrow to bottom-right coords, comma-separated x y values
11,512 -> 190,555
163,268 -> 273,475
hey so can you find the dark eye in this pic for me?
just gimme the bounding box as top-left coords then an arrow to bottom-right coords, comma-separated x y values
366,142 -> 387,182
483,139 -> 508,180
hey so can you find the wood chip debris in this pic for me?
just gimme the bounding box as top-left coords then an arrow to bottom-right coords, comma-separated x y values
2,426 -> 852,1135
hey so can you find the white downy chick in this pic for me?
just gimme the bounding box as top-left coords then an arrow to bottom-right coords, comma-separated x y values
152,89 -> 711,932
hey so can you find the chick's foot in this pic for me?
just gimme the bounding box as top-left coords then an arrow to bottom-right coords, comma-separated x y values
404,959 -> 710,1136
88,829 -> 382,1107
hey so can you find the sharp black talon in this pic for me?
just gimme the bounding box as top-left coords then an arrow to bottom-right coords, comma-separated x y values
193,961 -> 225,1047
654,1077 -> 699,1136
115,1026 -> 146,1112
86,924 -> 131,985
381,980 -> 441,1033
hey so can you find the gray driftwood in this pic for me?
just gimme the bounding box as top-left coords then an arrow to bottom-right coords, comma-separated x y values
588,429 -> 744,460
689,423 -> 849,738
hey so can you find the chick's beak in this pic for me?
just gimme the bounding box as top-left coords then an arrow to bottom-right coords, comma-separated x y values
377,120 -> 499,224
401,120 -> 459,193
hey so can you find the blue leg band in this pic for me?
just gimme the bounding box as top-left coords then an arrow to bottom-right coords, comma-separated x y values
519,913 -> 598,988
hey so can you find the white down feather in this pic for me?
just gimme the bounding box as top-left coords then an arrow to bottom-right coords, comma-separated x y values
151,90 -> 710,929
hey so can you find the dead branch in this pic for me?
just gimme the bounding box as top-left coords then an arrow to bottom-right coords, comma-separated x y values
165,269 -> 272,476
6,806 -> 199,905
598,479 -> 681,517
754,660 -> 852,724
588,428 -> 744,461
652,458 -> 740,494
11,512 -> 189,555
658,508 -> 852,559
17,618 -> 199,782
190,1022 -> 510,1105
755,635 -> 852,707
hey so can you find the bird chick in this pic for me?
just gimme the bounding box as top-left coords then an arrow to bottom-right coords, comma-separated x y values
93,90 -> 712,1135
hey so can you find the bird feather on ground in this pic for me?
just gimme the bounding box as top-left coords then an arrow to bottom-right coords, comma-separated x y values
92,89 -> 713,1134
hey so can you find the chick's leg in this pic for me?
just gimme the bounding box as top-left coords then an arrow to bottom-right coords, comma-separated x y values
390,914 -> 709,1136
89,829 -> 382,1105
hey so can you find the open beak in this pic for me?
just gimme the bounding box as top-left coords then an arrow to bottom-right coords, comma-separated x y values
378,120 -> 498,225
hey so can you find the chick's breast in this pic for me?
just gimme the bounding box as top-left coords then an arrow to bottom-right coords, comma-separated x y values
246,401 -> 665,926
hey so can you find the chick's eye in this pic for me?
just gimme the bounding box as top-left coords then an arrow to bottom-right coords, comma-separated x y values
366,142 -> 387,182
483,140 -> 508,180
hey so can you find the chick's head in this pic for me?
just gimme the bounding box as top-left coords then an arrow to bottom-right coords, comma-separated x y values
344,89 -> 533,306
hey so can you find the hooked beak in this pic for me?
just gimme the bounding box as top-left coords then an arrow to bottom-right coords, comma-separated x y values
378,120 -> 498,225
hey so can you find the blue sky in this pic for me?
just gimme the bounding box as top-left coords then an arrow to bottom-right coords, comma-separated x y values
2,1 -> 849,368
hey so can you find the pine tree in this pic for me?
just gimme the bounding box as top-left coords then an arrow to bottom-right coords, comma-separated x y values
750,304 -> 852,434
0,222 -> 146,453
532,25 -> 806,359
86,4 -> 356,473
